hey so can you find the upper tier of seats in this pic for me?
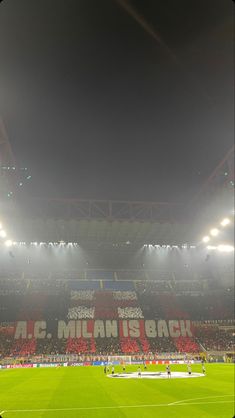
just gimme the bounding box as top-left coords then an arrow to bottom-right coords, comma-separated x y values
0,280 -> 234,322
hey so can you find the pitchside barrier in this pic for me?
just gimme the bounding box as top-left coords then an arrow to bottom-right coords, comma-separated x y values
0,352 -> 197,365
0,359 -> 203,370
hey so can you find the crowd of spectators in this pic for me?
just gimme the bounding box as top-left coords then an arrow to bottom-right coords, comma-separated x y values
0,329 -> 233,359
173,336 -> 200,353
36,338 -> 66,355
71,290 -> 94,300
95,338 -> 121,355
148,337 -> 177,353
11,338 -> 36,356
120,338 -> 140,353
116,270 -> 147,281
0,278 -> 27,295
67,306 -> 95,319
94,307 -> 117,319
113,291 -> 137,300
195,327 -> 234,351
66,338 -> 96,354
0,274 -> 234,359
117,307 -> 144,319
0,334 -> 13,358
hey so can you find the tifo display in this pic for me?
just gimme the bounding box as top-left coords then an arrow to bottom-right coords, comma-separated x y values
0,283 -> 234,362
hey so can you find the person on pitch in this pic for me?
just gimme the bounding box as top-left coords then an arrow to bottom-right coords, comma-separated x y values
187,363 -> 192,375
166,364 -> 171,378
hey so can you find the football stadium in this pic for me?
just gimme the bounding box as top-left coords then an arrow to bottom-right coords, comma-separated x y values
0,1 -> 234,417
0,139 -> 234,417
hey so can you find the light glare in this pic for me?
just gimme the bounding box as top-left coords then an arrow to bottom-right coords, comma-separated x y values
220,218 -> 230,227
210,228 -> 219,237
217,245 -> 234,253
5,239 -> 13,247
202,236 -> 210,243
0,230 -> 7,238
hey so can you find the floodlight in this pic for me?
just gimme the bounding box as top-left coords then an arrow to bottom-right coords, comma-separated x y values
217,245 -> 234,253
5,239 -> 13,247
210,228 -> 219,237
220,218 -> 230,227
207,245 -> 217,250
0,230 -> 7,238
202,236 -> 210,243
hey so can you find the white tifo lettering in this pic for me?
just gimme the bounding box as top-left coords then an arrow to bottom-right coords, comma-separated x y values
145,320 -> 157,338
58,320 -> 76,339
168,320 -> 181,337
34,321 -> 47,339
157,320 -> 169,337
14,321 -> 27,339
14,319 -> 192,339
105,320 -> 118,338
180,320 -> 192,337
76,321 -> 82,338
129,320 -> 140,337
122,320 -> 129,337
58,320 -> 93,338
82,321 -> 92,338
94,320 -> 105,338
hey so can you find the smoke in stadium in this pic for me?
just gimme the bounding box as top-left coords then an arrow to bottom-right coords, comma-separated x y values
0,0 -> 234,417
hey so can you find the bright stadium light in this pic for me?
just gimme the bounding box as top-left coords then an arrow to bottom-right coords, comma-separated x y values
202,236 -> 210,243
207,245 -> 217,250
217,244 -> 234,253
220,218 -> 231,227
210,228 -> 219,237
5,239 -> 13,247
0,230 -> 7,238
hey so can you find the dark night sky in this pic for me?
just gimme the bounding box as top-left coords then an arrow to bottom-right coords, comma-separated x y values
0,0 -> 233,203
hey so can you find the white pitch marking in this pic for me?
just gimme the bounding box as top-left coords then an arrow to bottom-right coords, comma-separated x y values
2,396 -> 234,414
169,394 -> 234,405
174,400 -> 234,406
2,404 -> 168,413
0,411 -> 5,415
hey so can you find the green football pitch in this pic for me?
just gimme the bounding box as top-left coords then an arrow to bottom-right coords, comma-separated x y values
0,363 -> 234,418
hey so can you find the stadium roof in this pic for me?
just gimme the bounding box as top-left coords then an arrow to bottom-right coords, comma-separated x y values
8,216 -> 191,246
